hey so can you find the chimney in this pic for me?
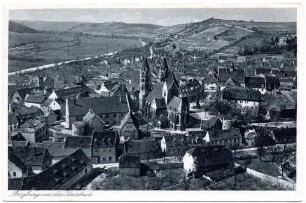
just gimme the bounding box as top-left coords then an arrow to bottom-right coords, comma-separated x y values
65,98 -> 70,128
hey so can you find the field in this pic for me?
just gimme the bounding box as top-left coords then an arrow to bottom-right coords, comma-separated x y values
8,31 -> 142,72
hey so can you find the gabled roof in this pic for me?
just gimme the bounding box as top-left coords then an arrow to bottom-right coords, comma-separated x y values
83,109 -> 105,125
165,71 -> 179,89
8,112 -> 18,125
92,131 -> 118,147
224,78 -> 236,87
24,94 -> 46,104
8,146 -> 50,167
126,139 -> 160,154
145,82 -> 164,103
245,77 -> 266,89
218,68 -> 244,83
68,96 -> 129,116
24,149 -> 91,190
14,87 -> 40,100
167,96 -> 189,112
201,117 -> 222,130
208,128 -> 242,141
15,106 -> 42,116
120,112 -> 139,129
222,87 -> 261,102
64,136 -> 92,148
8,151 -> 29,173
163,134 -> 187,147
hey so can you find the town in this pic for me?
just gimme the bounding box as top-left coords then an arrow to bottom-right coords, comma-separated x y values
8,16 -> 297,191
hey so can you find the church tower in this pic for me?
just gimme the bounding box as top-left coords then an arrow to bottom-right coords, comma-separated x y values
159,58 -> 170,82
139,58 -> 151,110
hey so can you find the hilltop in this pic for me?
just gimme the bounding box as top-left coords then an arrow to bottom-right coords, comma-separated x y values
9,21 -> 37,33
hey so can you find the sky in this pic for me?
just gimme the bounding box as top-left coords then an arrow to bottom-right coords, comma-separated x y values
10,8 -> 296,26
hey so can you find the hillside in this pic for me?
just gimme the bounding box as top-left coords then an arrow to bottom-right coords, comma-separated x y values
9,21 -> 37,33
14,20 -> 162,38
152,18 -> 296,53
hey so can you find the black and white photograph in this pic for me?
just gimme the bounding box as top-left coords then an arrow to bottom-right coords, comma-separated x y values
3,1 -> 303,200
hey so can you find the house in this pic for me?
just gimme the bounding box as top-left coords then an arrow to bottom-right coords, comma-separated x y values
8,112 -> 19,133
42,98 -> 61,112
200,117 -> 222,131
245,76 -> 266,94
64,136 -> 92,158
65,95 -> 129,128
160,134 -> 188,157
15,106 -> 44,123
218,68 -> 245,87
183,145 -> 234,177
167,96 -> 189,131
8,152 -> 32,178
156,114 -> 170,129
9,146 -> 52,174
22,149 -> 92,190
265,75 -> 280,91
125,139 -> 162,160
271,128 -> 296,144
38,141 -> 70,164
12,87 -> 42,103
91,131 -> 118,164
206,128 -> 242,148
83,109 -> 105,134
13,120 -> 49,143
244,129 -> 257,147
236,56 -> 247,63
48,84 -> 93,100
119,155 -> 141,177
24,94 -> 47,108
179,78 -> 202,102
221,87 -> 261,115
202,72 -> 218,92
119,111 -> 140,140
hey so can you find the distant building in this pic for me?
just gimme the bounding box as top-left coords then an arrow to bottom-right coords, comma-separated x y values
13,120 -> 49,143
244,129 -> 257,147
64,136 -> 92,158
83,109 -> 105,134
160,134 -> 188,157
8,112 -> 18,134
9,146 -> 52,174
91,131 -> 118,164
22,149 -> 92,190
65,95 -> 129,128
202,72 -> 218,92
221,87 -> 261,115
24,94 -> 47,108
183,145 -> 234,177
167,96 -> 189,131
119,155 -> 141,177
200,117 -> 222,131
48,84 -> 93,100
119,111 -> 140,141
8,152 -> 32,179
12,87 -> 42,104
245,76 -> 266,94
15,106 -> 44,123
125,139 -> 162,160
271,128 -> 296,144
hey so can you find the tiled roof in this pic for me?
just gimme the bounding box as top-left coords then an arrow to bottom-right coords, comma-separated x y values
218,68 -> 244,83
8,112 -> 18,125
68,96 -> 129,116
126,139 -> 161,155
24,94 -> 46,104
167,96 -> 181,110
120,112 -> 139,129
15,106 -> 42,116
245,77 -> 266,89
201,117 -> 222,130
163,134 -> 187,147
14,87 -> 41,100
145,82 -> 164,103
8,146 -> 50,167
24,149 -> 91,190
208,128 -> 242,141
92,131 -> 118,147
222,87 -> 261,102
8,151 -> 29,173
64,136 -> 92,148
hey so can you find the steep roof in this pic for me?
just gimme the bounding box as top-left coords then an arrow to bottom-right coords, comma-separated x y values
222,87 -> 261,102
8,151 -> 29,173
8,112 -> 18,125
15,106 -> 42,116
68,96 -> 129,116
8,146 -> 50,167
23,149 -> 91,190
126,139 -> 161,155
92,131 -> 118,147
120,112 -> 139,129
145,82 -> 164,103
24,94 -> 46,104
64,136 -> 92,148
14,87 -> 40,100
208,128 -> 242,141
163,134 -> 187,147
167,96 -> 189,112
165,71 -> 179,89
245,77 -> 266,89
201,117 -> 222,130
186,145 -> 234,167
218,68 -> 244,83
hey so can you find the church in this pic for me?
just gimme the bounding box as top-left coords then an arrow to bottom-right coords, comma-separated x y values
139,57 -> 190,131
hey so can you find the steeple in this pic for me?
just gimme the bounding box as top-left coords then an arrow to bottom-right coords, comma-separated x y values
139,58 -> 151,110
159,58 -> 170,82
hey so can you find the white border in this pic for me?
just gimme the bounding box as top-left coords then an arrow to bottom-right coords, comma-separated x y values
1,0 -> 305,202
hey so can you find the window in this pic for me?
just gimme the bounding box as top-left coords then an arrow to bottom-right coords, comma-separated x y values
13,172 -> 16,177
113,114 -> 116,118
85,168 -> 88,174
109,149 -> 111,152
103,157 -> 106,161
105,114 -> 109,118
109,157 -> 112,161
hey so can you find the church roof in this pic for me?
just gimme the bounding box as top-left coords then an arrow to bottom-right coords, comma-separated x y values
145,82 -> 164,103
